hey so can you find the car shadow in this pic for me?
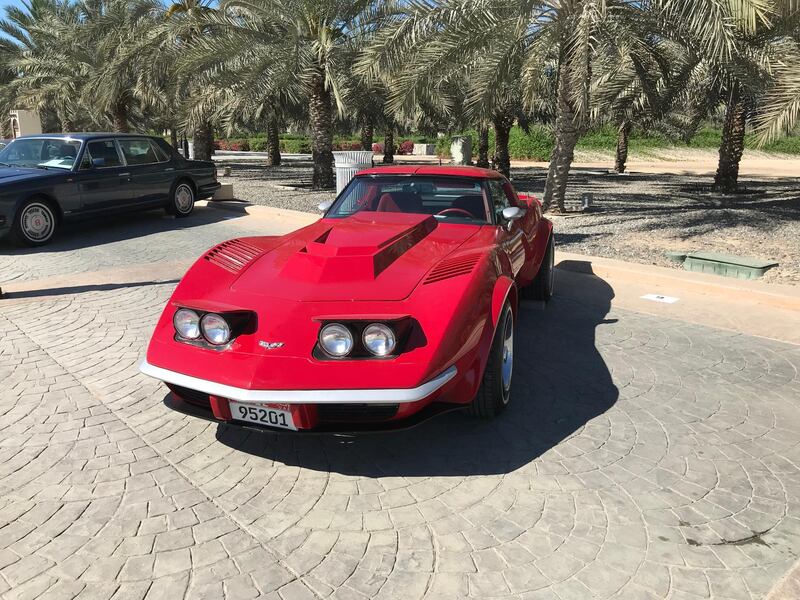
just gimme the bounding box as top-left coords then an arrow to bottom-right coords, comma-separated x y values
215,264 -> 619,477
0,202 -> 248,254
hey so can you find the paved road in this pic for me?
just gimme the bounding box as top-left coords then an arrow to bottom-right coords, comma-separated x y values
0,206 -> 798,599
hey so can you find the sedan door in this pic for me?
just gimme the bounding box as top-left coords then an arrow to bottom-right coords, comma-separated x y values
116,137 -> 175,205
74,139 -> 134,212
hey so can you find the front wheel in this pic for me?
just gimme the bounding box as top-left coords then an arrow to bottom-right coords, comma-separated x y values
13,198 -> 58,246
468,302 -> 514,418
167,181 -> 195,217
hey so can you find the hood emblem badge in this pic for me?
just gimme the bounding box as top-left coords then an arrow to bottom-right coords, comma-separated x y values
259,341 -> 284,350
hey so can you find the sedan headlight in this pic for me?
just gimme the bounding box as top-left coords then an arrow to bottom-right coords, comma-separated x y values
201,313 -> 231,345
362,323 -> 396,356
319,323 -> 354,357
173,308 -> 201,340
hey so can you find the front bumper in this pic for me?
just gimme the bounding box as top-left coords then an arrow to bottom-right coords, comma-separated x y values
139,359 -> 457,404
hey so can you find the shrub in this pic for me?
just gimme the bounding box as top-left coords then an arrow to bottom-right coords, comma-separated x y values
508,126 -> 553,161
372,142 -> 384,153
280,139 -> 312,153
688,127 -> 722,148
397,139 -> 415,155
249,138 -> 268,152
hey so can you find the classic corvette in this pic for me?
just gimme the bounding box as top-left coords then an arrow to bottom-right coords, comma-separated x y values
140,166 -> 554,432
0,133 -> 220,246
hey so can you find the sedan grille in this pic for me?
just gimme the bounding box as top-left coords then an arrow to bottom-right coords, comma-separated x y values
204,239 -> 263,273
424,254 -> 481,284
317,404 -> 399,423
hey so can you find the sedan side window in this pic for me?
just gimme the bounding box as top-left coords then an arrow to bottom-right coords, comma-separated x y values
86,140 -> 123,168
118,138 -> 160,165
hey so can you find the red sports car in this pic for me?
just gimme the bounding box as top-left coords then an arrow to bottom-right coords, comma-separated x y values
140,166 -> 554,432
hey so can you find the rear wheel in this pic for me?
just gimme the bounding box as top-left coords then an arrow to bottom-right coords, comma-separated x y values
166,181 -> 195,217
468,302 -> 514,418
524,233 -> 554,301
12,198 -> 58,246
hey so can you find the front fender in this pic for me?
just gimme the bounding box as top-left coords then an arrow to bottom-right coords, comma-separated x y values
491,275 -> 516,326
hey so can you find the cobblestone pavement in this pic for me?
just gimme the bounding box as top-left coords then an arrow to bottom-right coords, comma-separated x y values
1,211 -> 799,599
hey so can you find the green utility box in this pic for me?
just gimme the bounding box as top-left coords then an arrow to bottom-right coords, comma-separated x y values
682,252 -> 778,279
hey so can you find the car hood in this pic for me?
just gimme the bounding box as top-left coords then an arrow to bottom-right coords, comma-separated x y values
231,212 -> 481,301
0,166 -> 57,184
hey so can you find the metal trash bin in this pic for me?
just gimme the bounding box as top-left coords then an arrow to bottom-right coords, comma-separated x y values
333,151 -> 374,195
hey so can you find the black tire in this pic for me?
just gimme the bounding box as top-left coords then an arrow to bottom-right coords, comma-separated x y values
166,180 -> 195,217
524,233 -> 554,301
12,197 -> 58,247
468,302 -> 514,418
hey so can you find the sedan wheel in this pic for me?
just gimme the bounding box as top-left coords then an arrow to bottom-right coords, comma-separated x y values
14,200 -> 57,246
169,182 -> 195,217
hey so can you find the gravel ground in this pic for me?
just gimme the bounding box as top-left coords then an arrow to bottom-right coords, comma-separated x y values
217,156 -> 800,285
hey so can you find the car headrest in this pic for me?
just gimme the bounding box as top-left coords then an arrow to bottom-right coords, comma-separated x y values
376,192 -> 423,213
452,195 -> 486,220
60,144 -> 77,158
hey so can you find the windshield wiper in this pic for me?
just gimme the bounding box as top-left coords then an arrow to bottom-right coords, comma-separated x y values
0,162 -> 10,167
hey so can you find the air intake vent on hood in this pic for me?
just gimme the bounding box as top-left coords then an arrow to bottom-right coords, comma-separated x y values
424,254 -> 481,284
204,239 -> 263,273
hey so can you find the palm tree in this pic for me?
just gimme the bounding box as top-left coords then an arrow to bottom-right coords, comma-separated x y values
184,0 -> 398,189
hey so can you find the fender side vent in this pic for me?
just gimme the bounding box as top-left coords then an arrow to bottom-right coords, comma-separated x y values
204,239 -> 263,273
424,254 -> 481,284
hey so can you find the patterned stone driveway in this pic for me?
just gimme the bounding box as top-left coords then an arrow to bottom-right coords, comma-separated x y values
0,206 -> 798,599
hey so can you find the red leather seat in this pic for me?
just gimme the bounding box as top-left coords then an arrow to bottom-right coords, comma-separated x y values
376,192 -> 423,213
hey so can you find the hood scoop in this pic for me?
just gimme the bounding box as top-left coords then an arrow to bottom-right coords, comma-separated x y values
281,214 -> 437,283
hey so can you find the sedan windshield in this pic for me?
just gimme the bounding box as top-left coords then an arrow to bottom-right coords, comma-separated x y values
0,138 -> 82,170
327,175 -> 490,223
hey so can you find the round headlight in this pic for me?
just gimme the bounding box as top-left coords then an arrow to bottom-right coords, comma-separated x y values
173,308 -> 200,339
319,323 -> 354,357
363,323 -> 396,357
200,313 -> 231,345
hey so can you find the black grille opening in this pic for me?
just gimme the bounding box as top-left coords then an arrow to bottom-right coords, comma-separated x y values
317,404 -> 399,423
166,384 -> 212,409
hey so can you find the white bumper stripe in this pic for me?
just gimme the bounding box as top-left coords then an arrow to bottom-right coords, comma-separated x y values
139,359 -> 457,405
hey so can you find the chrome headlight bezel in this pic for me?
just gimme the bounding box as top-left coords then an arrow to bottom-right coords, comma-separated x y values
200,313 -> 232,346
362,323 -> 397,357
319,323 -> 354,357
173,308 -> 201,340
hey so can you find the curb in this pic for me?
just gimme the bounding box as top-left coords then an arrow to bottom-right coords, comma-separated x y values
766,557 -> 800,599
555,251 -> 800,312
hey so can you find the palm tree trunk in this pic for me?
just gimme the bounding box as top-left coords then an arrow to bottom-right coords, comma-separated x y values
383,123 -> 394,164
476,126 -> 490,168
308,70 -> 335,189
492,113 -> 513,177
193,121 -> 212,161
266,118 -> 281,166
714,85 -> 747,193
543,66 -> 582,212
111,100 -> 129,133
170,128 -> 179,150
61,117 -> 74,133
615,120 -> 632,173
360,120 -> 374,151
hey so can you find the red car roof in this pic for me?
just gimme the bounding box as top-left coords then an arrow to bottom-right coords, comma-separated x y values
356,165 -> 503,178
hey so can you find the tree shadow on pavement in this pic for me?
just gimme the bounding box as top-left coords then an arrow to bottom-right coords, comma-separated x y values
216,264 -> 619,477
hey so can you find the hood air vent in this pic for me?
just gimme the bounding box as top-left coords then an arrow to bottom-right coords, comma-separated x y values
204,238 -> 263,273
424,254 -> 481,284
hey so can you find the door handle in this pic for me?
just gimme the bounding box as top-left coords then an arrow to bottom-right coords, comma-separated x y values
119,172 -> 131,177
165,168 -> 175,172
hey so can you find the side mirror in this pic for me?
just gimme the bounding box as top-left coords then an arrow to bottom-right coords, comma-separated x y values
318,200 -> 333,213
91,157 -> 105,168
502,206 -> 524,230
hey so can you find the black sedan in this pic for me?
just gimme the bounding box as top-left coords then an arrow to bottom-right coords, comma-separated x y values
0,133 -> 220,246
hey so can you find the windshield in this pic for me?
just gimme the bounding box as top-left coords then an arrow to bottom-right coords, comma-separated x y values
0,138 -> 82,170
327,175 -> 490,223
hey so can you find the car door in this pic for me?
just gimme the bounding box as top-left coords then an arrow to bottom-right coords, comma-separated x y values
74,139 -> 134,212
487,179 -> 529,277
116,137 -> 174,204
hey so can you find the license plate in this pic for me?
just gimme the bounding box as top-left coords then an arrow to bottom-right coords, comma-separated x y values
229,401 -> 297,430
